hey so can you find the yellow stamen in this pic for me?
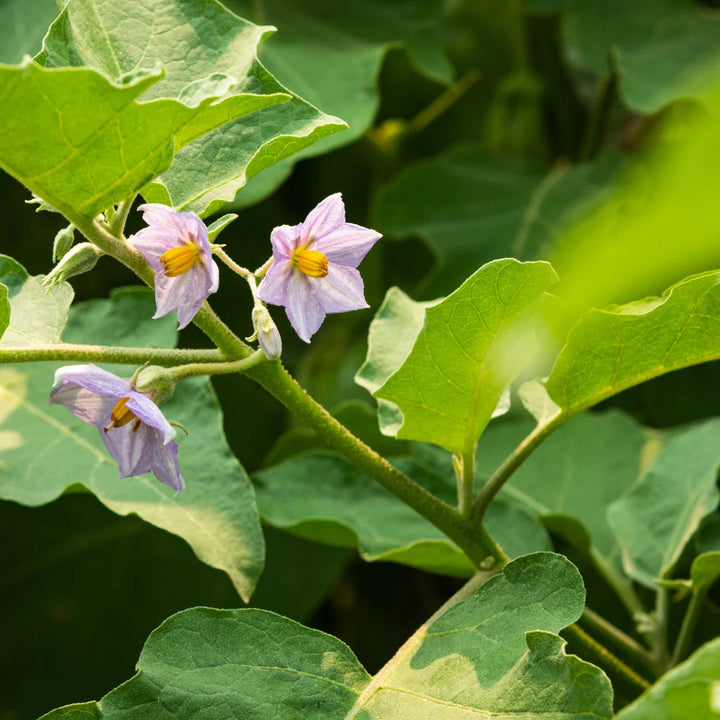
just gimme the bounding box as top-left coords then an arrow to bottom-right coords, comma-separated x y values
291,247 -> 328,278
104,397 -> 139,433
161,243 -> 200,277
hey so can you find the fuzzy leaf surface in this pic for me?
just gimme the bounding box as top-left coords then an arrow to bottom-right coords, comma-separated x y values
0,285 -> 264,601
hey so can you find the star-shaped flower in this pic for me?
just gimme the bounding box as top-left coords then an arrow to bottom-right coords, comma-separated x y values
128,204 -> 219,329
50,365 -> 184,493
257,193 -> 381,342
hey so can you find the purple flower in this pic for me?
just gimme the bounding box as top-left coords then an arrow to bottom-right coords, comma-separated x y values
50,365 -> 184,493
257,193 -> 381,342
128,204 -> 219,329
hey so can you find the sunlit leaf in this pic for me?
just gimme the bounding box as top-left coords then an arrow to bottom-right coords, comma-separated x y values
40,553 -> 613,720
376,259 -> 557,453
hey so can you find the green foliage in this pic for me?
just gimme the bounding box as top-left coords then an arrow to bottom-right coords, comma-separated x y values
615,639 -> 720,720
0,254 -> 73,347
0,282 -> 264,601
255,451 -> 550,576
376,259 -> 557,453
540,270 -> 720,421
532,0 -> 720,112
372,146 -> 621,296
41,553 -> 613,720
608,419 -> 720,588
0,0 -> 60,64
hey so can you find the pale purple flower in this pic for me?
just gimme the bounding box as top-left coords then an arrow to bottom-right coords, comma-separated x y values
50,365 -> 184,493
128,204 -> 219,329
257,193 -> 381,342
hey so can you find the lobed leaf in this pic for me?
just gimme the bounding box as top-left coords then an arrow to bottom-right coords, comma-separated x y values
37,0 -> 346,217
376,259 -> 557,454
543,270 -> 720,421
0,284 -> 264,601
41,553 -> 613,720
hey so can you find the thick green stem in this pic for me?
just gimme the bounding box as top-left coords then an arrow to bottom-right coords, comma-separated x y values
167,350 -> 268,380
107,197 -> 135,237
652,587 -> 671,670
671,590 -> 704,667
563,624 -> 652,694
471,419 -> 559,524
0,344 -> 223,366
581,607 -> 656,673
247,360 -> 504,568
456,444 -> 476,519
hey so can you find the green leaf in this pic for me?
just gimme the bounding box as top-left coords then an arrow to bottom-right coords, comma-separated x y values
0,0 -> 60,64
0,254 -> 73,348
477,410 -> 648,572
372,145 -> 621,296
375,259 -> 557,454
690,553 -> 720,596
206,213 -> 238,243
542,270 -> 720,423
0,286 -> 264,601
608,419 -> 720,587
41,553 -> 613,720
255,451 -> 550,577
615,639 -> 720,720
37,0 -> 346,217
550,0 -> 720,113
0,58 -> 286,220
356,287 -> 438,436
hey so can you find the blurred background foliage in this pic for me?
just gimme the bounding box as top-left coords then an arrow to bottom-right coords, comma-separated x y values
2,0 -> 720,717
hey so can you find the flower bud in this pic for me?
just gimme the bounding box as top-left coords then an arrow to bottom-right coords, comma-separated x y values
53,224 -> 75,262
134,365 -> 176,404
43,243 -> 103,290
252,305 -> 282,360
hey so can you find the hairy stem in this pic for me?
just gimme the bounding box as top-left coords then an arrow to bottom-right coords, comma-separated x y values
563,624 -> 652,694
456,444 -> 476,518
0,344 -> 224,366
107,196 -> 135,238
581,607 -> 656,673
167,349 -> 268,380
471,419 -> 559,524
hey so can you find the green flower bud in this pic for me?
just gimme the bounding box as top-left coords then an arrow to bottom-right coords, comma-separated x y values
53,224 -> 75,262
43,243 -> 103,290
251,305 -> 282,360
134,365 -> 176,404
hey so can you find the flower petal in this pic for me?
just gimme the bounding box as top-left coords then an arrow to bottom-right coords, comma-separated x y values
300,193 -> 345,244
103,421 -> 155,478
313,223 -> 382,268
128,227 -> 180,266
151,439 -> 185,493
52,365 -> 131,401
257,260 -> 293,306
123,392 -> 176,444
270,224 -> 300,259
314,264 -> 368,314
285,273 -> 326,343
50,384 -> 117,427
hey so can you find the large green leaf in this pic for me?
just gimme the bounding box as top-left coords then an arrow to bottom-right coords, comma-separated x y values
356,287 -> 438,436
376,259 -> 557,453
528,0 -> 720,113
41,553 -> 613,720
0,254 -> 73,347
608,418 -> 720,587
37,0 -> 346,217
255,451 -> 550,577
372,145 -> 621,296
615,639 -> 720,720
0,0 -> 60,64
541,270 -> 720,423
0,285 -> 264,601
